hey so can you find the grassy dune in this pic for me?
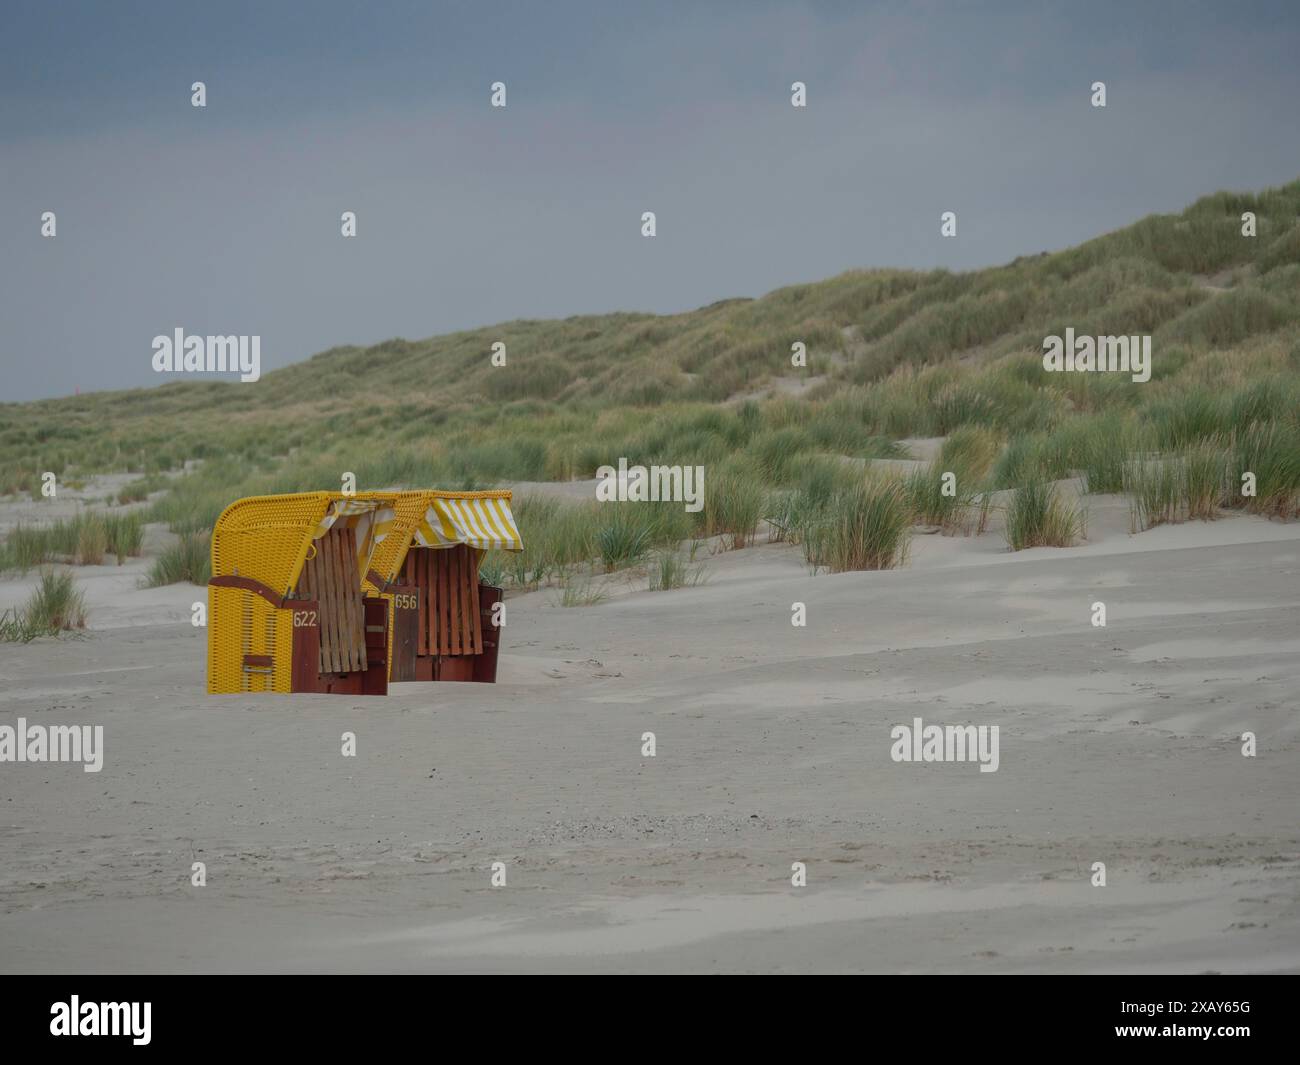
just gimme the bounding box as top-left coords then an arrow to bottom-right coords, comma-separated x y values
2,179 -> 1298,581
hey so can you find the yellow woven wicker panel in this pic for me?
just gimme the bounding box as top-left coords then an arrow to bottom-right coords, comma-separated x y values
211,492 -> 333,598
270,604 -> 293,692
356,491 -> 430,591
208,584 -> 239,693
207,584 -> 295,694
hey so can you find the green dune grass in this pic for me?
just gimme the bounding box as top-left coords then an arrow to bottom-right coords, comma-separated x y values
3,179 -> 1298,578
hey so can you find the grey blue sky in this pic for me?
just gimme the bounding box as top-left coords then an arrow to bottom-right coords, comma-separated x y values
3,0 -> 1299,400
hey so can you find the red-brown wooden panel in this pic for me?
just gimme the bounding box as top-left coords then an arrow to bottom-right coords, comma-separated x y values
472,584 -> 500,683
438,656 -> 475,681
449,547 -> 463,656
416,548 -> 428,657
302,542 -> 325,672
337,531 -> 354,672
390,584 -> 418,682
335,527 -> 351,670
437,549 -> 451,656
356,532 -> 370,671
433,548 -> 442,657
290,600 -> 321,692
437,548 -> 448,655
361,595 -> 388,695
343,527 -> 366,673
297,558 -> 312,602
336,529 -> 351,672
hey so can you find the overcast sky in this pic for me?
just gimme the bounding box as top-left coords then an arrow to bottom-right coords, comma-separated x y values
2,0 -> 1298,401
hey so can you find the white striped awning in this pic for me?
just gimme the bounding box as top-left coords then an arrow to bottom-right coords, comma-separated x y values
412,494 -> 522,552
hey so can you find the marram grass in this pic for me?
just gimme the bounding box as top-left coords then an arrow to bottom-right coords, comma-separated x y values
20,569 -> 87,633
1005,481 -> 1086,550
2,179 -> 1297,570
802,477 -> 911,572
145,530 -> 212,587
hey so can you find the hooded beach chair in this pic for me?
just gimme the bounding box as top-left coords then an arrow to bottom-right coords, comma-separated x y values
358,490 -> 522,683
207,492 -> 397,694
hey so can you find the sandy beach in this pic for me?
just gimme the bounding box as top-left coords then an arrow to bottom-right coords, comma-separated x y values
2,487 -> 1296,974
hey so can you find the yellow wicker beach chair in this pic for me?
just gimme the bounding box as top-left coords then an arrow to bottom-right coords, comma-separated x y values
207,492 -> 398,694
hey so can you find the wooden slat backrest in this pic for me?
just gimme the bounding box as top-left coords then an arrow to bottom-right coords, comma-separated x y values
437,547 -> 448,656
449,548 -> 459,654
322,531 -> 339,672
338,530 -> 353,671
336,530 -> 352,671
311,534 -> 333,673
346,528 -> 360,671
438,547 -> 452,655
417,546 -> 428,656
354,531 -> 369,671
341,527 -> 367,673
298,526 -> 368,675
327,530 -> 344,673
407,545 -> 482,659
430,545 -> 440,654
427,547 -> 439,655
448,546 -> 462,656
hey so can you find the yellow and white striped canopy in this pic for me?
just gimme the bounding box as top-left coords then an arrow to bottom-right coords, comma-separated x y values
311,497 -> 395,572
413,494 -> 522,552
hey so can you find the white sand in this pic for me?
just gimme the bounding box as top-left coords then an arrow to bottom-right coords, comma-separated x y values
1,495 -> 1297,973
